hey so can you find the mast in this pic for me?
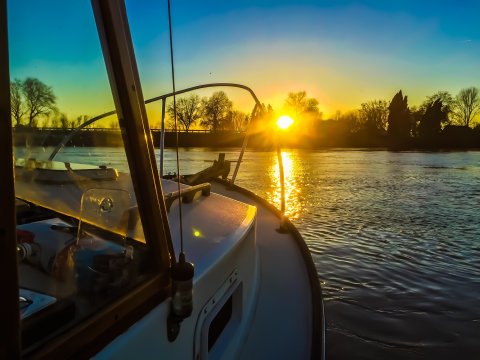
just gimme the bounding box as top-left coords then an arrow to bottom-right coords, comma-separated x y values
0,0 -> 21,357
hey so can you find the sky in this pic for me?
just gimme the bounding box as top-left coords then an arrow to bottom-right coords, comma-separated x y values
7,0 -> 480,120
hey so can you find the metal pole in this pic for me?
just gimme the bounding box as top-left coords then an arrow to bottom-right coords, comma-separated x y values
276,143 -> 286,224
231,103 -> 257,184
49,83 -> 263,161
160,98 -> 166,177
275,128 -> 287,232
92,0 -> 175,269
48,110 -> 116,160
0,0 -> 21,356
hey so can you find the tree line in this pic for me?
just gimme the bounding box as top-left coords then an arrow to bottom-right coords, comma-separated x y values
352,88 -> 480,137
10,77 -> 90,129
167,87 -> 480,141
316,87 -> 480,147
9,77 -> 480,147
9,77 -> 250,132
165,91 -> 249,133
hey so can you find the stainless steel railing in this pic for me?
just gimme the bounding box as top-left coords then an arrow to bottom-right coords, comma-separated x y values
48,83 -> 262,183
48,82 -> 288,225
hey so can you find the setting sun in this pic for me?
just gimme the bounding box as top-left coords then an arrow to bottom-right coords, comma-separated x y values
277,115 -> 294,130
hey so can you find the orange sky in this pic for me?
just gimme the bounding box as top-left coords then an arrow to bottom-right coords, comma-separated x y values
8,1 -> 480,123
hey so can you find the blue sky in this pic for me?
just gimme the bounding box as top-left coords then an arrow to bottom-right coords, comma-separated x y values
7,0 -> 480,119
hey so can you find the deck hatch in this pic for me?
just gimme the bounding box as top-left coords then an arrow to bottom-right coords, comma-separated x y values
194,270 -> 243,360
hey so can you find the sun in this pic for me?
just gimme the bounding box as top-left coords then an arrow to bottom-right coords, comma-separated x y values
277,115 -> 294,130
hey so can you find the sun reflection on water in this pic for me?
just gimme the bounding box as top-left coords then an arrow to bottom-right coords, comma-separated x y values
269,150 -> 301,219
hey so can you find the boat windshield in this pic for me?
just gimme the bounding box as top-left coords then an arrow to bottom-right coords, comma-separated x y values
9,1 -> 160,352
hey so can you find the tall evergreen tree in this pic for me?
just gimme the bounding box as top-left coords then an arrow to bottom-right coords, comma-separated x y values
387,90 -> 411,139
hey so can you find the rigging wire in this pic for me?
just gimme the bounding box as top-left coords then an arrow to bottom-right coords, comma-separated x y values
167,0 -> 184,256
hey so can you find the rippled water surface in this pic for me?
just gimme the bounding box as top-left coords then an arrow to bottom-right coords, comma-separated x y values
53,147 -> 480,359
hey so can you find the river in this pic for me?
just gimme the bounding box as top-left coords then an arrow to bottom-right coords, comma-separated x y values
53,147 -> 480,359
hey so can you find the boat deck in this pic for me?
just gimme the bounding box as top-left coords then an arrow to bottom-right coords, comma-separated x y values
14,165 -> 323,359
210,180 -> 318,359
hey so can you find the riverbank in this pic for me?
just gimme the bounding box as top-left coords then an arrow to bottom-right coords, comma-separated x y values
13,127 -> 480,150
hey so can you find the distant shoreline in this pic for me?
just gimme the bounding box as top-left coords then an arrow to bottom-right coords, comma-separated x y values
13,128 -> 480,151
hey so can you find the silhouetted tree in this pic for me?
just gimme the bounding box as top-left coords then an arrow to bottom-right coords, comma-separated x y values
51,112 -> 84,129
284,91 -> 320,119
10,79 -> 25,126
387,90 -> 411,139
250,103 -> 276,134
258,103 -> 275,121
409,106 -> 423,137
109,119 -> 120,129
75,115 -> 91,128
284,91 -> 323,136
50,116 -> 60,128
452,87 -> 480,127
333,110 -> 342,122
418,99 -> 447,139
22,77 -> 57,127
420,91 -> 454,122
167,94 -> 202,133
337,110 -> 360,133
359,100 -> 388,133
227,110 -> 248,132
201,91 -> 232,132
69,116 -> 83,129
311,111 -> 357,146
57,113 -> 69,129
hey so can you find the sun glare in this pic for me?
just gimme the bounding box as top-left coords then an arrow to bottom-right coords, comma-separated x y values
277,115 -> 294,130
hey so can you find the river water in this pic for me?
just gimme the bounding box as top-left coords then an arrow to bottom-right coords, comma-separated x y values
54,147 -> 480,359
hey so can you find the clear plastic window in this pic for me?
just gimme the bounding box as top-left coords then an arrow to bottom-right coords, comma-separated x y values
9,1 -> 153,350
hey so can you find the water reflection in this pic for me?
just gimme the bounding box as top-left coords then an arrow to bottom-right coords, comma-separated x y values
268,150 -> 302,219
39,147 -> 480,359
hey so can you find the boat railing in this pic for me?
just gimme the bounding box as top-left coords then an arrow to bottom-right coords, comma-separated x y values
48,82 -> 288,227
48,82 -> 263,185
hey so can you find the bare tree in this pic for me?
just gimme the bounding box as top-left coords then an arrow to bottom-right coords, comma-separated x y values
10,79 -> 25,126
337,110 -> 361,133
250,103 -> 276,132
201,91 -> 232,132
167,94 -> 202,132
50,116 -> 60,128
22,77 -> 57,127
359,100 -> 389,132
333,110 -> 342,121
284,91 -> 320,119
69,116 -> 83,129
57,113 -> 69,129
74,115 -> 90,128
109,119 -> 119,129
421,91 -> 454,114
452,87 -> 480,127
227,110 -> 248,132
